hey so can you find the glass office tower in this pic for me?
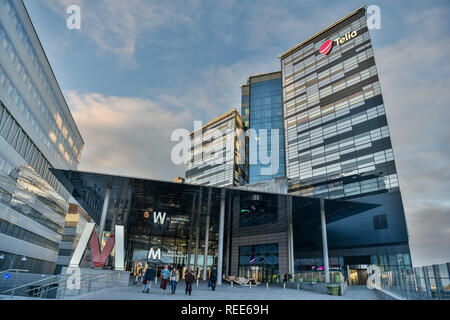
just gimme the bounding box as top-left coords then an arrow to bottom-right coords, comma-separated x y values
279,7 -> 411,280
241,72 -> 285,183
185,109 -> 248,187
0,0 -> 84,274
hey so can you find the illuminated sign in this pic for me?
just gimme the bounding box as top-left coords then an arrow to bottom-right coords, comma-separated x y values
169,216 -> 190,224
319,39 -> 333,55
334,30 -> 358,46
153,211 -> 167,225
147,247 -> 186,260
249,256 -> 266,265
69,222 -> 125,270
148,248 -> 161,260
319,30 -> 358,55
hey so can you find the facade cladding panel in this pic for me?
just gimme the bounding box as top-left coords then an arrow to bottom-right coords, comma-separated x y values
185,109 -> 248,187
242,72 -> 286,184
0,0 -> 84,274
280,7 -> 411,271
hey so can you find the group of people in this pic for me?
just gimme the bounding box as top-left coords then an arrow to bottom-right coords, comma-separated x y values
138,264 -> 218,296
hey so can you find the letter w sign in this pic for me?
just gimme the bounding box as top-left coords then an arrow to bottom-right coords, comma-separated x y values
69,223 -> 125,270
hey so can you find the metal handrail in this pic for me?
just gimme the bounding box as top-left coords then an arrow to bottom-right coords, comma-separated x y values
1,269 -> 121,299
0,269 -> 29,276
1,273 -> 58,294
0,269 -> 30,298
26,271 -> 121,299
238,271 -> 345,284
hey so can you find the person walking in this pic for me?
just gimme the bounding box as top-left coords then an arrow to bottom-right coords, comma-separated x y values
184,267 -> 195,296
160,265 -> 170,294
283,272 -> 288,283
210,267 -> 217,291
170,267 -> 180,294
143,265 -> 155,293
134,263 -> 143,285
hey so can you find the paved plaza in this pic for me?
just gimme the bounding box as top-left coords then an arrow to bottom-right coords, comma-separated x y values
65,281 -> 381,300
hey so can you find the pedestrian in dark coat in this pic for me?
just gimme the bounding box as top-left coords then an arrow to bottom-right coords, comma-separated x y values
184,267 -> 195,296
210,268 -> 218,291
142,265 -> 155,293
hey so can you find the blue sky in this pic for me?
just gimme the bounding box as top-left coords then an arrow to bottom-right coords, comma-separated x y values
23,0 -> 450,266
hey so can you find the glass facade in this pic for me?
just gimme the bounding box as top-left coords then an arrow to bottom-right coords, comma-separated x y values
280,7 -> 411,276
281,9 -> 396,200
185,109 -> 248,187
0,0 -> 84,275
54,169 -> 378,282
242,72 -> 286,183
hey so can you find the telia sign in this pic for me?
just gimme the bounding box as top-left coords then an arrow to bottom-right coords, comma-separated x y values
319,30 -> 358,55
319,40 -> 333,55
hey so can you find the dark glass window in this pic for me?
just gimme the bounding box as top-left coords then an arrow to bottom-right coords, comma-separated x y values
239,244 -> 279,270
239,195 -> 278,227
373,214 -> 388,230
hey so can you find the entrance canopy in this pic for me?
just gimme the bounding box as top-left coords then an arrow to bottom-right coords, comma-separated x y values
52,169 -> 379,231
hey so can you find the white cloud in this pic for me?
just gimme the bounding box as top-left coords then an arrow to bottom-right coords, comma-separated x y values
42,0 -> 197,63
375,6 -> 450,266
67,91 -> 191,179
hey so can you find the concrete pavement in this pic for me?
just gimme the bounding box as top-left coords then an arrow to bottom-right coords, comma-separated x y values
66,281 -> 381,300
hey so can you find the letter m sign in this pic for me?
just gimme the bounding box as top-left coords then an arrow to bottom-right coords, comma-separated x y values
69,223 -> 125,270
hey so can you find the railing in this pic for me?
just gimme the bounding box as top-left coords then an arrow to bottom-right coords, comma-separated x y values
0,269 -> 29,297
265,271 -> 345,285
378,263 -> 450,300
1,270 -> 123,299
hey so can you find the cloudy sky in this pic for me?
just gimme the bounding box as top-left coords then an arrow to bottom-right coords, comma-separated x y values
23,0 -> 449,266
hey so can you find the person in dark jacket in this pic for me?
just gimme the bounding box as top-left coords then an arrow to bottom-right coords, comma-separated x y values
184,267 -> 195,296
143,265 -> 155,293
210,268 -> 218,291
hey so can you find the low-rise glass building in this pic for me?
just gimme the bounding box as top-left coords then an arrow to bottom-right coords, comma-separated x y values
53,169 -> 379,282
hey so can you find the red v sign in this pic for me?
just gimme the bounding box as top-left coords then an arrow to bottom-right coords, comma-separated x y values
69,223 -> 125,270
89,229 -> 116,268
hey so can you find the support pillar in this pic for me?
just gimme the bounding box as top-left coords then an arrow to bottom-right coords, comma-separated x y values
186,194 -> 196,268
202,189 -> 212,280
217,189 -> 225,285
111,178 -> 124,230
287,195 -> 295,274
194,188 -> 203,272
320,198 -> 330,283
225,196 -> 232,276
98,183 -> 112,242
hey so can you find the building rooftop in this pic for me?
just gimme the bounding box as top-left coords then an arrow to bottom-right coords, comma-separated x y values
279,6 -> 365,60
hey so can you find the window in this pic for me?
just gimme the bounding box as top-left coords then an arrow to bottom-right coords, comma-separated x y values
373,214 -> 388,230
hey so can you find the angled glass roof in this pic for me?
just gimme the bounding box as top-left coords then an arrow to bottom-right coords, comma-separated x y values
52,169 -> 379,229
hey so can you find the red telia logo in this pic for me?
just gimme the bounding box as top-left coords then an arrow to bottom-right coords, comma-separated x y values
319,39 -> 333,55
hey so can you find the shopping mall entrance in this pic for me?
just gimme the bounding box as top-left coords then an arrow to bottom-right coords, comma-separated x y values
348,265 -> 368,285
238,266 -> 279,283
